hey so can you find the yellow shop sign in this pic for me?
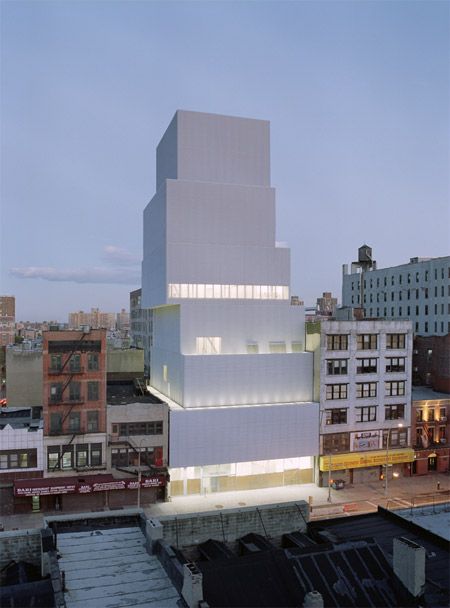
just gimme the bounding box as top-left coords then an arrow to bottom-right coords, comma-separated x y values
319,448 -> 415,471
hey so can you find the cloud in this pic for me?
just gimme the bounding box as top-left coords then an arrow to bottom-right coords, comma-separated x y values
10,245 -> 142,285
10,266 -> 140,285
102,245 -> 141,266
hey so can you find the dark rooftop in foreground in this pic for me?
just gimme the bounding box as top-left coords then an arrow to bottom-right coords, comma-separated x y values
170,506 -> 450,608
107,380 -> 163,406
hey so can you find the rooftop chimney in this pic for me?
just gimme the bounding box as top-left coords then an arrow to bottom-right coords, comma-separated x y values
181,562 -> 204,608
393,536 -> 425,598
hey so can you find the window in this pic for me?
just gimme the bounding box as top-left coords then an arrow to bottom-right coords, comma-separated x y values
322,433 -> 350,453
90,444 -> 102,466
326,335 -> 348,350
356,358 -> 377,374
196,336 -> 222,354
76,444 -> 88,467
50,354 -> 62,372
117,421 -> 163,436
385,357 -> 406,373
50,383 -> 63,403
385,381 -> 405,396
247,343 -> 259,354
87,353 -> 99,370
439,426 -> 446,442
50,413 -> 62,433
47,446 -> 60,470
439,407 -> 447,421
385,404 -> 405,420
428,409 -> 435,422
69,354 -> 81,372
269,342 -> 286,353
291,342 -> 303,352
87,381 -> 99,401
325,408 -> 348,425
87,411 -> 99,432
326,384 -> 348,400
356,382 -> 377,398
386,334 -> 406,349
383,429 -> 408,448
0,449 -> 37,469
355,406 -> 377,422
69,381 -> 81,402
326,359 -> 348,375
356,334 -> 378,350
407,273 -> 410,284
68,412 -> 81,432
62,446 -> 73,469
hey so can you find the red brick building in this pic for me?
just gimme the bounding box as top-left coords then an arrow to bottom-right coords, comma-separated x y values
40,328 -> 108,510
410,387 -> 450,477
413,334 -> 450,394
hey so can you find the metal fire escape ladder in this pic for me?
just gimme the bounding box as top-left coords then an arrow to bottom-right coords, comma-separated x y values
51,433 -> 77,472
58,332 -> 88,373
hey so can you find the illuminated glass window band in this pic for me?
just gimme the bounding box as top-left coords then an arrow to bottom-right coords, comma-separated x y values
168,284 -> 289,300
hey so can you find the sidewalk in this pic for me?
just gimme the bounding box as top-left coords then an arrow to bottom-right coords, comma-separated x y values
1,472 -> 449,531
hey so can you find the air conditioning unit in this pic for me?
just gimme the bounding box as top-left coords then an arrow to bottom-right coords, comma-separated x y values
440,416 -> 447,422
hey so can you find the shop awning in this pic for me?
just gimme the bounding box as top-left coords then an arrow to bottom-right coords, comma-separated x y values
14,473 -> 165,497
319,448 -> 415,472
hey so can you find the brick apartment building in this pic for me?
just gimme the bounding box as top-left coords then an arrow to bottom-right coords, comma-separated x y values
413,334 -> 450,394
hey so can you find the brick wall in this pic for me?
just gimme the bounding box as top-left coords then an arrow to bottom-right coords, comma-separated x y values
0,528 -> 41,570
157,501 -> 309,547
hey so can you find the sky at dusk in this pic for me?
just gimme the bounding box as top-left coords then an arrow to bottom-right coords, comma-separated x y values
1,1 -> 449,321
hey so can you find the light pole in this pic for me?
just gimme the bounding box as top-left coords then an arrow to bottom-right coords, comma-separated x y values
137,438 -> 146,509
327,451 -> 332,503
385,422 -> 403,497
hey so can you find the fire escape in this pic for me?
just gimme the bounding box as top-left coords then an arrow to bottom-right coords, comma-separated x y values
48,332 -> 88,471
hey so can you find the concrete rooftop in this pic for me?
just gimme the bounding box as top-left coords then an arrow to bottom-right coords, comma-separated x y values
57,526 -> 180,608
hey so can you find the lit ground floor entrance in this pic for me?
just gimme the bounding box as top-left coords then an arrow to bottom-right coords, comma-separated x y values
169,457 -> 314,496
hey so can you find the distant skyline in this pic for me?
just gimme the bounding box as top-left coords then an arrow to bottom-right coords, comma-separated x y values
1,1 -> 449,321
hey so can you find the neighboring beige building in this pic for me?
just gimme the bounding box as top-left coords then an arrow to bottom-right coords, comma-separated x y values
0,296 -> 15,347
107,384 -> 169,502
68,308 -> 117,330
6,343 -> 43,406
107,348 -> 144,382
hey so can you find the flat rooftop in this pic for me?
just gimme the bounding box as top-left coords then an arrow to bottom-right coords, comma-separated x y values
57,525 -> 180,608
412,387 -> 450,401
107,381 -> 163,406
394,503 -> 450,541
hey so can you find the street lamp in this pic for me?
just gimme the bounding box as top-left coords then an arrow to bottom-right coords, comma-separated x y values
327,451 -> 332,503
137,438 -> 146,509
385,422 -> 403,497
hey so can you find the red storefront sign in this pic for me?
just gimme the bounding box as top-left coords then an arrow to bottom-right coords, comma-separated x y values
14,473 -> 165,497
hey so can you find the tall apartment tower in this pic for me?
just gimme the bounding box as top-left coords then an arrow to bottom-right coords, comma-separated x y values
141,111 -> 317,495
342,246 -> 450,337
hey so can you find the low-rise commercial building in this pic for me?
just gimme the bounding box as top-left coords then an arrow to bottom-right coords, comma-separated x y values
411,386 -> 450,476
308,319 -> 414,486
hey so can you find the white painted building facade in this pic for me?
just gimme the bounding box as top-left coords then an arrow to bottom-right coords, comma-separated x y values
317,319 -> 415,485
141,111 -> 317,495
342,250 -> 450,337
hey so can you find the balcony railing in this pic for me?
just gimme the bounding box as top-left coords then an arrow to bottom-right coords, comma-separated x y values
48,397 -> 84,406
48,367 -> 84,375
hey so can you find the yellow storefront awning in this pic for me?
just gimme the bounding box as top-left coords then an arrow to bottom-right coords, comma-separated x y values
319,448 -> 415,472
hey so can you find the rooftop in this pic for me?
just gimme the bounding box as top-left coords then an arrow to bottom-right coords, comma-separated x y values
412,386 -> 450,402
57,526 -> 180,608
107,381 -> 163,406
